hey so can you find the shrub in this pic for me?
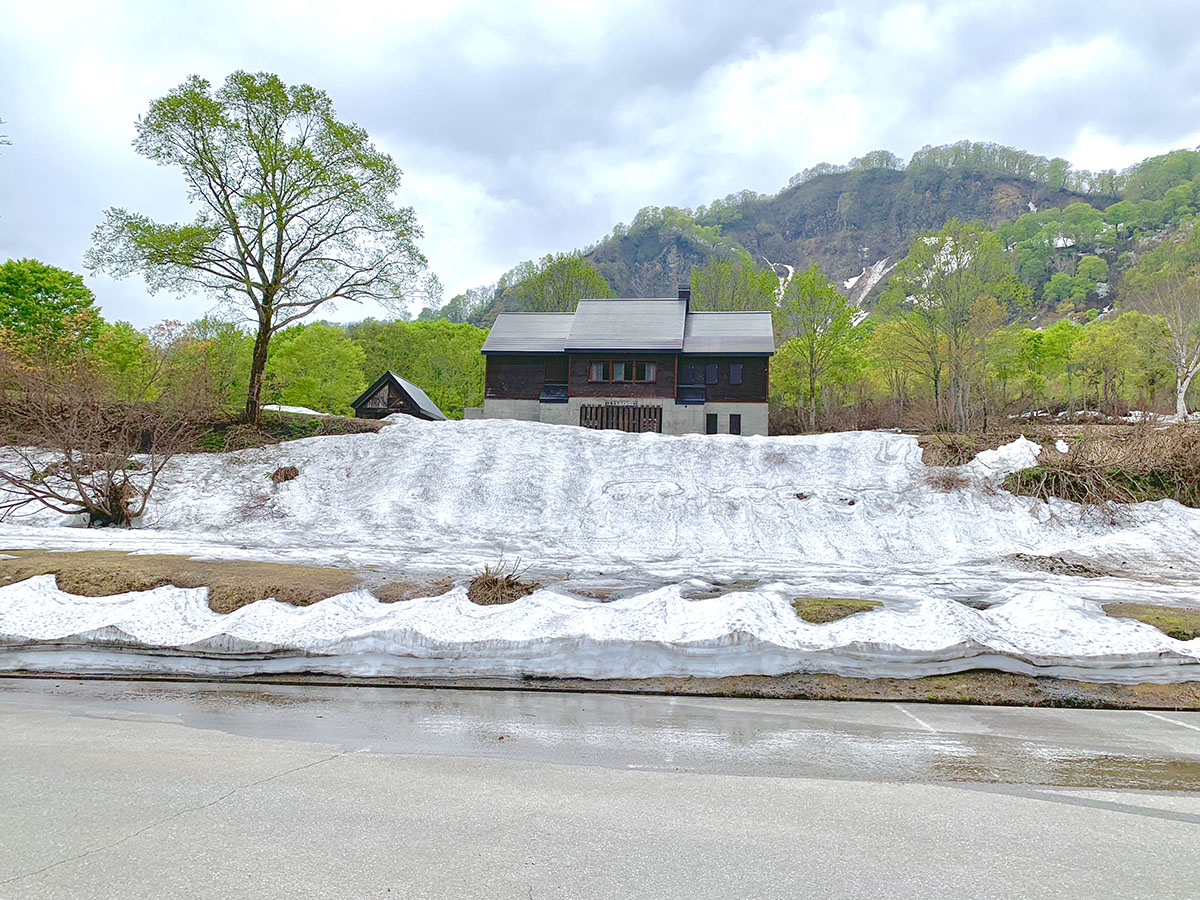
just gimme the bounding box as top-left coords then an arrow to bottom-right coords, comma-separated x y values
1004,424 -> 1200,508
467,560 -> 539,606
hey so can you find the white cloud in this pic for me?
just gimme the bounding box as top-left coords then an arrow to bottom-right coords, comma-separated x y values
3,0 -> 1200,324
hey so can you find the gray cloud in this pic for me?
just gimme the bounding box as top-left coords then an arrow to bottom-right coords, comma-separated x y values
2,0 -> 1200,326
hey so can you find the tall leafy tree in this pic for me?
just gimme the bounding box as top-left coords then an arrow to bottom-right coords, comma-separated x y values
85,71 -> 433,422
689,249 -> 778,311
264,323 -> 366,415
1124,228 -> 1200,416
503,252 -> 614,312
774,263 -> 861,430
175,317 -> 254,412
0,259 -> 101,357
346,318 -> 486,418
91,321 -> 159,402
881,220 -> 1023,430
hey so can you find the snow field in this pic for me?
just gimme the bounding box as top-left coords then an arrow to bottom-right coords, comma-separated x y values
2,419 -> 1200,681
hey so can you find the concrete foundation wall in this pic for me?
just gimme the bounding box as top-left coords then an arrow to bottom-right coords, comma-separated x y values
480,397 -> 768,436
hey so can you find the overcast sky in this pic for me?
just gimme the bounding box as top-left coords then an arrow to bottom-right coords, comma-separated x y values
3,0 -> 1200,327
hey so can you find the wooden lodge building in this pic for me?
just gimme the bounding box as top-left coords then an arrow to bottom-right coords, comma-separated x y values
468,289 -> 774,435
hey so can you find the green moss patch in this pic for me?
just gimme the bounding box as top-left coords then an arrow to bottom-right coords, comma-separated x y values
1103,603 -> 1200,642
792,596 -> 882,623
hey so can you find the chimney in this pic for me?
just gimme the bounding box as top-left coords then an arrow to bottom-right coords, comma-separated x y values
678,285 -> 690,314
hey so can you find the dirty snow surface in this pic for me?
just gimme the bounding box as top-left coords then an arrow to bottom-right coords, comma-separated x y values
2,419 -> 1200,683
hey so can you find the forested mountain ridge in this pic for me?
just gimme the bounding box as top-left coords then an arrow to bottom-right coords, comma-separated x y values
588,155 -> 1110,307
427,140 -> 1200,328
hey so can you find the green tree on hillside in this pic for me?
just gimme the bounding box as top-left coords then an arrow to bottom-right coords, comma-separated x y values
85,71 -> 433,423
882,220 -> 1024,430
346,318 -> 486,418
91,321 -> 158,402
863,319 -> 912,414
264,323 -> 366,415
502,252 -> 614,312
0,259 -> 101,357
175,317 -> 254,412
1123,228 -> 1200,416
689,250 -> 778,311
1070,314 -> 1150,411
773,263 -> 862,430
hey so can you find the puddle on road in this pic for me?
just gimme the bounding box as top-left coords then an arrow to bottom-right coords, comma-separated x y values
6,679 -> 1199,791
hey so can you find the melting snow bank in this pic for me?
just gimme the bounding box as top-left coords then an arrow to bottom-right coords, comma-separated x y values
2,576 -> 1198,684
4,421 -> 1200,580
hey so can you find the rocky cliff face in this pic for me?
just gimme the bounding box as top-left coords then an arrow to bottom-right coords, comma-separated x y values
586,167 -> 1112,304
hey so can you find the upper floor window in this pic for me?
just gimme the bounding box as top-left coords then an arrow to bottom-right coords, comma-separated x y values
545,357 -> 568,383
589,360 -> 656,383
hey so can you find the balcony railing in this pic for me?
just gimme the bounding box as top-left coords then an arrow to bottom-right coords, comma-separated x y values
675,384 -> 706,405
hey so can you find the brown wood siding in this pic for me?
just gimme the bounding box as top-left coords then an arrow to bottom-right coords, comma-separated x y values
679,356 -> 769,403
485,354 -> 554,400
568,353 -> 677,399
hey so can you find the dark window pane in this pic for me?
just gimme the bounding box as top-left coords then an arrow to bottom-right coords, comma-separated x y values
705,364 -> 718,385
730,363 -> 743,385
705,413 -> 718,435
545,357 -> 567,382
729,414 -> 741,435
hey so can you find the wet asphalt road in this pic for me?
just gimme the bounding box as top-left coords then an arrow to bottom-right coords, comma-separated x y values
1,679 -> 1199,899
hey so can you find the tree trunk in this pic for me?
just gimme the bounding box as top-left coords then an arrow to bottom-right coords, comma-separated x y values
1178,369 -> 1196,418
808,366 -> 817,432
243,319 -> 273,423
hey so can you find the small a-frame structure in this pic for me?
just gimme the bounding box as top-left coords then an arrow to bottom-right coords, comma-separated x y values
351,371 -> 447,421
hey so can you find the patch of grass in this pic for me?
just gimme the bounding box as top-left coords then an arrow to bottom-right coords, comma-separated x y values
792,596 -> 882,623
467,561 -> 539,606
374,578 -> 455,604
1103,603 -> 1200,642
0,549 -> 452,613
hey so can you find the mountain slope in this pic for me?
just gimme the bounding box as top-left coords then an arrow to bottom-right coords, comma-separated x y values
588,162 -> 1113,306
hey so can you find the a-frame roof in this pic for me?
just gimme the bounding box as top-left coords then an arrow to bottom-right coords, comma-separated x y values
351,371 -> 447,420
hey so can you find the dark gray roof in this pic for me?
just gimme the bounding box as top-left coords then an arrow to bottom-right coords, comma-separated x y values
483,302 -> 775,356
566,299 -> 686,351
350,371 -> 447,420
481,313 -> 574,353
392,372 -> 447,420
682,312 -> 775,355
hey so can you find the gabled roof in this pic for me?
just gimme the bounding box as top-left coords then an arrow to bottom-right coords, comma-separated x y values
565,299 -> 686,351
682,311 -> 775,354
482,299 -> 775,356
350,371 -> 447,420
480,313 -> 574,354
